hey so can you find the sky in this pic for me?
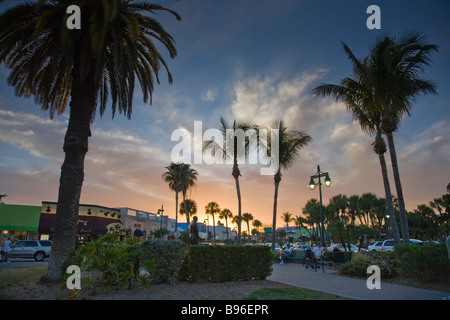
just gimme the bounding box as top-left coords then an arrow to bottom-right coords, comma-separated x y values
0,0 -> 449,231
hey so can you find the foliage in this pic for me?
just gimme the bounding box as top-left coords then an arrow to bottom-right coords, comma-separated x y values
338,252 -> 399,278
187,245 -> 273,282
394,243 -> 450,282
140,239 -> 187,285
66,234 -> 154,289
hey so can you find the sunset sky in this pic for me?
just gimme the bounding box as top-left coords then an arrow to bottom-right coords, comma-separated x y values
0,0 -> 449,230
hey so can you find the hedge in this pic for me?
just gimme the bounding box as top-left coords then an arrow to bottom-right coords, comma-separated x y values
187,245 -> 273,282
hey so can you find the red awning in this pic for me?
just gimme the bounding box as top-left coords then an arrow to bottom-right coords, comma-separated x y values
39,213 -> 123,237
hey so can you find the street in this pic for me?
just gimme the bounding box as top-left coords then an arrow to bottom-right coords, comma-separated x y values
0,259 -> 48,269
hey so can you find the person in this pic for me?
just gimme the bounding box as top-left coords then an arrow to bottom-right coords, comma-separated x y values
190,216 -> 200,245
313,242 -> 325,260
279,243 -> 293,264
2,237 -> 13,262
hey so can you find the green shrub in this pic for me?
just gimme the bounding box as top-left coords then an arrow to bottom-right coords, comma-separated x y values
140,239 -> 187,284
187,245 -> 273,282
394,243 -> 450,282
338,252 -> 398,278
66,234 -> 154,289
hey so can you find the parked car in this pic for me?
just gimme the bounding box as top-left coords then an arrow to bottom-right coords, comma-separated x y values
326,243 -> 363,253
381,239 -> 423,252
368,241 -> 383,252
7,240 -> 52,261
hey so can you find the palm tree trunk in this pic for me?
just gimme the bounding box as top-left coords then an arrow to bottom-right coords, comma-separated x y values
271,170 -> 281,250
378,152 -> 401,243
386,132 -> 409,242
175,191 -> 178,232
41,68 -> 96,282
232,162 -> 242,245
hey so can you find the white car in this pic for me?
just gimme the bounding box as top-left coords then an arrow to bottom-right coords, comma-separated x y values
4,240 -> 52,261
368,241 -> 383,252
381,239 -> 423,252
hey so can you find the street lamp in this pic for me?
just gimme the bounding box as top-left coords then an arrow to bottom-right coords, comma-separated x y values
156,204 -> 164,239
308,165 -> 332,246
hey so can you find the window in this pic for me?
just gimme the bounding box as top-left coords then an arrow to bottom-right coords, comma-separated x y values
39,241 -> 52,247
14,241 -> 26,248
25,241 -> 38,247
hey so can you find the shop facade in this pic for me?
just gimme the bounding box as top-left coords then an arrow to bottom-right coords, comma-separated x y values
117,207 -> 169,239
0,204 -> 41,241
39,201 -> 126,243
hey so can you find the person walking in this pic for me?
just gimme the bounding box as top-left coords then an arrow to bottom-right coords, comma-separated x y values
2,237 -> 13,262
190,216 -> 200,245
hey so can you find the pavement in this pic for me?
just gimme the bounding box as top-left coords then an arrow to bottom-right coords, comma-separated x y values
267,262 -> 450,300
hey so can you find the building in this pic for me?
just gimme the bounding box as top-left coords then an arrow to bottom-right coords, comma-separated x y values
116,207 -> 169,240
0,204 -> 41,240
38,201 -> 126,242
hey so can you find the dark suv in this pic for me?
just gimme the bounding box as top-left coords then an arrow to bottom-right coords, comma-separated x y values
7,240 -> 52,261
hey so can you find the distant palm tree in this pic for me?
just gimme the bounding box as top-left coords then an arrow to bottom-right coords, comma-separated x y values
242,212 -> 254,236
0,1 -> 180,282
179,164 -> 198,227
162,162 -> 183,231
179,199 -> 198,225
204,117 -> 257,245
267,121 -> 311,250
205,202 -> 220,240
219,208 -> 233,240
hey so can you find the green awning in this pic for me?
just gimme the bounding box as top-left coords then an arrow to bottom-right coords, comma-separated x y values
0,204 -> 41,231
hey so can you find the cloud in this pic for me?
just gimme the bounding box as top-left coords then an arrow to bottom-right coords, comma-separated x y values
201,89 -> 217,102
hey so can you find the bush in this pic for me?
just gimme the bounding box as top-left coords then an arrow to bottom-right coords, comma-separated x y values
394,243 -> 450,282
187,245 -> 273,282
338,252 -> 398,278
66,234 -> 154,289
140,239 -> 187,284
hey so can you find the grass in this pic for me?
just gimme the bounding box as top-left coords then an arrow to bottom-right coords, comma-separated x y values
0,265 -> 350,300
0,264 -> 47,289
245,287 -> 350,300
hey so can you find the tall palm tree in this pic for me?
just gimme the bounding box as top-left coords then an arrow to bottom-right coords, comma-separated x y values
205,201 -> 220,241
162,162 -> 183,231
267,121 -> 311,250
368,32 -> 438,243
313,41 -> 401,244
204,117 -> 257,245
179,163 -> 198,227
179,199 -> 198,225
219,208 -> 233,240
0,1 -> 180,282
242,212 -> 254,237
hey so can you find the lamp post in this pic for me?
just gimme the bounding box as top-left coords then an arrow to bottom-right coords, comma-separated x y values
156,204 -> 164,239
308,165 -> 332,247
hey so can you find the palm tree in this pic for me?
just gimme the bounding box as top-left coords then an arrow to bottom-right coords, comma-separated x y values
204,117 -> 257,245
219,208 -> 233,240
179,199 -> 198,225
368,32 -> 438,243
205,202 -> 220,240
267,121 -> 311,250
313,41 -> 401,244
0,1 -> 180,282
162,163 -> 183,231
242,212 -> 254,237
179,164 -> 198,227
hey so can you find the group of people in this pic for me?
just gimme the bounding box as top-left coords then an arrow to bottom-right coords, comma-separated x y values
279,242 -> 325,264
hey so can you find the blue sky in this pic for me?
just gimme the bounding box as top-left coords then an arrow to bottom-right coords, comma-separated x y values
0,0 -> 449,228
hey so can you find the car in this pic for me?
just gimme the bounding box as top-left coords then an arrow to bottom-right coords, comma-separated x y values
381,239 -> 423,252
7,240 -> 52,261
368,241 -> 383,252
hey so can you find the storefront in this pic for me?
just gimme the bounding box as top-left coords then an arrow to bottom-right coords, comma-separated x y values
0,204 -> 41,240
39,201 -> 126,243
117,207 -> 167,239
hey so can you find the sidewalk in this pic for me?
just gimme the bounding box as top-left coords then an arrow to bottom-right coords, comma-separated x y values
268,262 -> 450,300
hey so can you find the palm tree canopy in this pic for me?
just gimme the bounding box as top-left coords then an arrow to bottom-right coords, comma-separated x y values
205,202 -> 221,215
0,0 -> 181,119
162,162 -> 183,193
179,199 -> 197,216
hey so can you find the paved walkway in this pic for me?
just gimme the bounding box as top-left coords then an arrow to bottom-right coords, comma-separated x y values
268,262 -> 450,300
